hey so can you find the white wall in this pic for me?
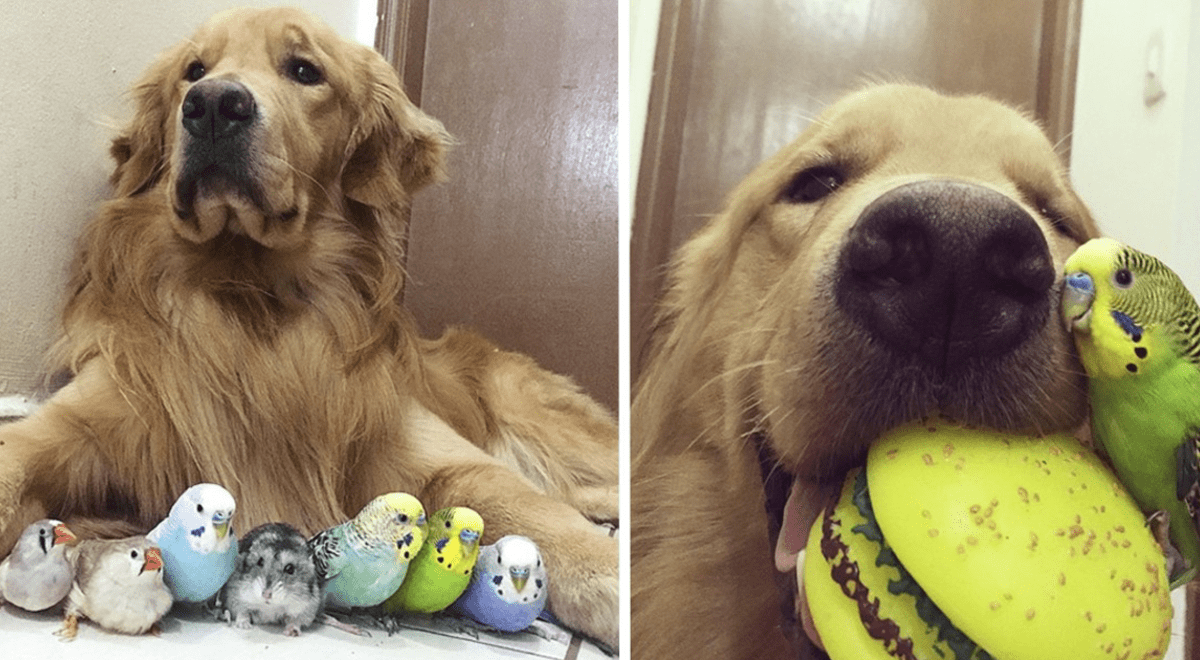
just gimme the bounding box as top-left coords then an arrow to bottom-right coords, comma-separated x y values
0,0 -> 369,397
1071,0 -> 1200,291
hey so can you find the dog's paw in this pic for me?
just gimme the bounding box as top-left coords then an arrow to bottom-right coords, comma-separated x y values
545,530 -> 618,647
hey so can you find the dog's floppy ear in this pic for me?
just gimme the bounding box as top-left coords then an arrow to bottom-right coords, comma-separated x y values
109,44 -> 183,198
342,52 -> 451,209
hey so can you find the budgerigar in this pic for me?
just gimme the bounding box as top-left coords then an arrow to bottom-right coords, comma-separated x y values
453,535 -> 547,632
307,492 -> 427,609
381,506 -> 483,614
146,483 -> 239,602
57,537 -> 173,639
0,519 -> 78,611
1063,236 -> 1200,586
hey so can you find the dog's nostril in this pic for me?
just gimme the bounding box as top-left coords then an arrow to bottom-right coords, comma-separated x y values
981,230 -> 1055,300
218,88 -> 255,123
846,221 -> 930,288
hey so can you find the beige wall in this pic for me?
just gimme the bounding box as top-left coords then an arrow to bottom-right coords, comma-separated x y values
0,1 -> 367,398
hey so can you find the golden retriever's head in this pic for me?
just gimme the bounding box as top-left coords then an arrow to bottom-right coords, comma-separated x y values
111,6 -> 448,250
637,84 -> 1100,481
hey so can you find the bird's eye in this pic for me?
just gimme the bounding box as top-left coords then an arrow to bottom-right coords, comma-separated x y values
131,550 -> 140,559
444,520 -> 452,529
185,61 -> 206,82
780,166 -> 845,204
397,514 -> 409,524
285,57 -> 323,85
284,563 -> 295,575
197,504 -> 204,514
257,557 -> 265,568
39,528 -> 49,537
1114,269 -> 1134,288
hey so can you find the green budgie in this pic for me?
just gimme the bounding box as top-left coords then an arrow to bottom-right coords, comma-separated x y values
380,506 -> 483,614
1062,237 -> 1200,587
307,492 -> 427,609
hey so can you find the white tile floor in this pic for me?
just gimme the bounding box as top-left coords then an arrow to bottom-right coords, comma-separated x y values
0,604 -> 613,659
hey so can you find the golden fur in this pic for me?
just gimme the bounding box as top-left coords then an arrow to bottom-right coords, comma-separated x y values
631,84 -> 1100,658
0,7 -> 616,644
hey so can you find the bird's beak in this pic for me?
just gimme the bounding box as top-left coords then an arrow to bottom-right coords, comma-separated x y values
212,512 -> 232,540
143,547 -> 164,574
53,524 -> 79,547
1062,271 -> 1096,332
510,567 -> 530,593
460,529 -> 480,550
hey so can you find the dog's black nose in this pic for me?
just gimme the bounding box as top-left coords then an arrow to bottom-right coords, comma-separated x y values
181,80 -> 256,141
835,180 -> 1054,368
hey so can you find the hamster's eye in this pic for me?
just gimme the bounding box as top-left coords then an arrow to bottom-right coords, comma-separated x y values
284,563 -> 295,575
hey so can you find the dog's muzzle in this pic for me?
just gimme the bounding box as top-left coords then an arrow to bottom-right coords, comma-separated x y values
174,79 -> 266,222
835,180 -> 1054,370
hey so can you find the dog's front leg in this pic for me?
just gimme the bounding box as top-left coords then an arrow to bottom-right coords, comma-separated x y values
419,462 -> 619,647
0,416 -> 53,553
360,403 -> 619,647
0,362 -> 140,554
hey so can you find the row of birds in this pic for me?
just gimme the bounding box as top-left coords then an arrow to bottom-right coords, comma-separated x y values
0,483 -> 548,639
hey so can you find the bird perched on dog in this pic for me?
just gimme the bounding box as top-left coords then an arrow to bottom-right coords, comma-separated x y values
453,535 -> 547,632
307,492 -> 427,609
57,537 -> 173,639
1063,237 -> 1200,587
381,506 -> 483,614
147,482 -> 239,602
218,522 -> 323,636
0,519 -> 78,611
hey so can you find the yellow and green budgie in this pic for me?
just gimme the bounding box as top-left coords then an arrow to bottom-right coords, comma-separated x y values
1063,237 -> 1200,587
381,506 -> 483,614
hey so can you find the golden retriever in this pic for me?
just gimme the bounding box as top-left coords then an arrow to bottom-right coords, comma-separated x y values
631,84 -> 1100,658
0,6 -> 617,645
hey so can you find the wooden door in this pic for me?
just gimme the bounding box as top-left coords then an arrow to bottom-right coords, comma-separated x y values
379,0 -> 619,412
632,0 -> 1081,379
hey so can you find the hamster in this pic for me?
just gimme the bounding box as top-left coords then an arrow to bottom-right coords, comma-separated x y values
218,522 -> 323,636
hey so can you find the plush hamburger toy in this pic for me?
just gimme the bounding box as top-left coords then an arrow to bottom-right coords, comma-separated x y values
802,419 -> 1173,660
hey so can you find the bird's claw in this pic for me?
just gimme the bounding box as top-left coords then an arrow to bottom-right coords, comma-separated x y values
319,612 -> 371,637
54,613 -> 79,641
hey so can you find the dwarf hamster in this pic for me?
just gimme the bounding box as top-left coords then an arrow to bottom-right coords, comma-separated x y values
219,522 -> 323,636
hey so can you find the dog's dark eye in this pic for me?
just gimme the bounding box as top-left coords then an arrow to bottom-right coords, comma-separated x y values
185,61 -> 207,83
1036,203 -> 1076,240
780,166 -> 844,203
286,57 -> 323,85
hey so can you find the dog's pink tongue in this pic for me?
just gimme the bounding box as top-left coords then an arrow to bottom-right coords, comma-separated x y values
774,478 -> 837,572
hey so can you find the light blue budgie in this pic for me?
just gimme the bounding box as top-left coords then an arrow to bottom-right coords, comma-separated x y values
453,535 -> 547,633
307,492 -> 427,610
146,483 -> 238,602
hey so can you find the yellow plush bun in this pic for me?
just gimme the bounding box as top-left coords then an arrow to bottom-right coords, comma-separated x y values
804,419 -> 1173,660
